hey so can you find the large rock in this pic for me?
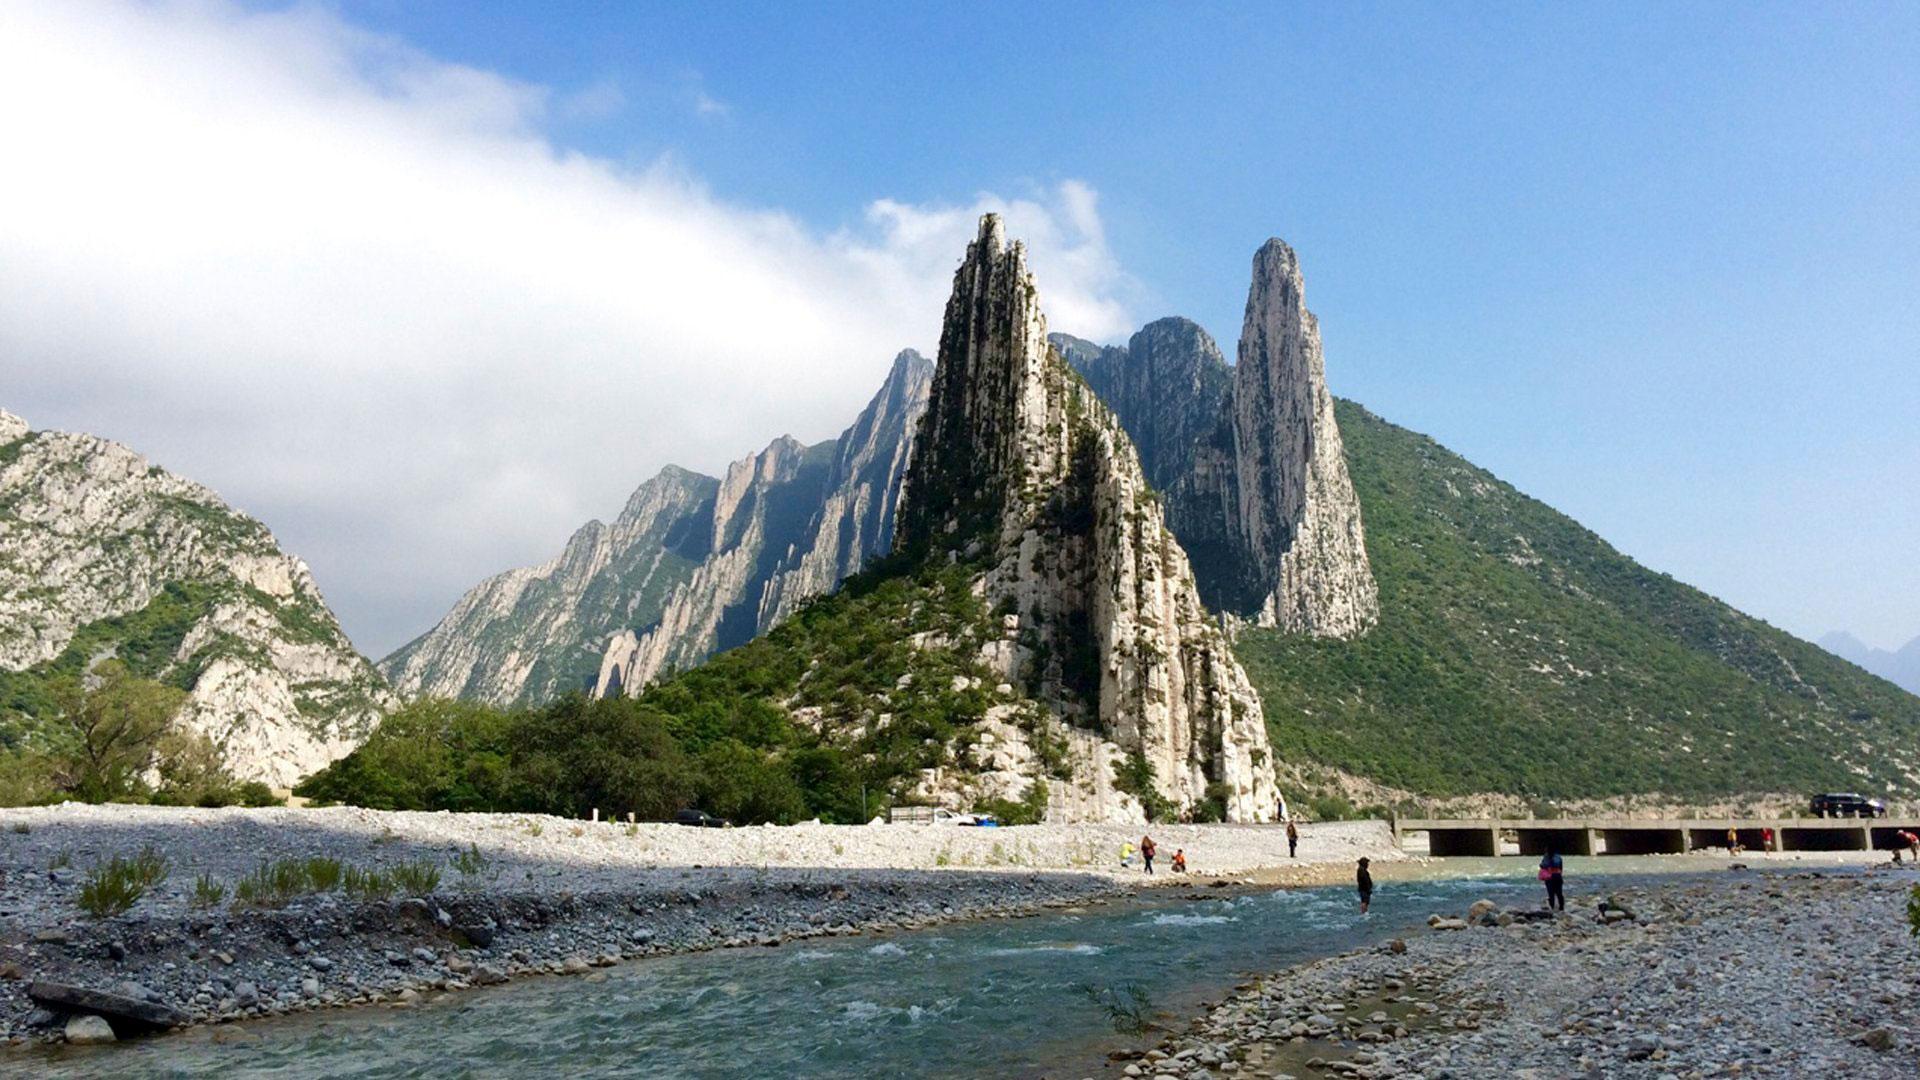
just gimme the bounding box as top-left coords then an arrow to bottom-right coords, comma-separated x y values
381,351 -> 933,705
1231,239 -> 1379,636
894,214 -> 1277,822
1055,240 -> 1378,638
0,413 -> 391,786
30,980 -> 188,1030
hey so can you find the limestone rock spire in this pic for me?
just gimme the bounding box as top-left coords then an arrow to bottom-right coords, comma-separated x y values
899,214 -> 1277,822
1232,239 -> 1379,637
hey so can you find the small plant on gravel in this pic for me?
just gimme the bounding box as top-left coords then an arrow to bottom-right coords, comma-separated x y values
303,857 -> 344,892
234,857 -> 335,908
10,822 -> 27,834
934,846 -> 952,867
48,848 -> 73,870
624,824 -> 638,838
450,843 -> 489,878
343,865 -> 396,900
569,825 -> 585,838
78,851 -> 169,917
388,859 -> 440,896
1908,884 -> 1920,937
525,822 -> 544,837
191,873 -> 226,908
1078,982 -> 1155,1035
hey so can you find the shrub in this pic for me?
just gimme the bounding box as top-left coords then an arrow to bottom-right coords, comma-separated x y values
343,865 -> 396,900
388,860 -> 440,897
450,843 -> 488,877
191,873 -> 226,909
234,858 -> 332,908
77,849 -> 168,917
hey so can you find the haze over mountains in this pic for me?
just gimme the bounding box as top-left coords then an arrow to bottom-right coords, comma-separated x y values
1819,632 -> 1920,696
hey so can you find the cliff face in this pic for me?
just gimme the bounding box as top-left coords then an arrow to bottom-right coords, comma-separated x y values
1232,240 -> 1379,636
897,216 -> 1276,823
381,351 -> 933,705
1058,241 -> 1378,638
0,410 -> 391,787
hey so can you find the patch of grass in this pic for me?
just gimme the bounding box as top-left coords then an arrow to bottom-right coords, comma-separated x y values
190,873 -> 226,909
233,857 -> 338,908
450,843 -> 488,877
47,848 -> 73,871
77,849 -> 169,917
343,865 -> 397,900
388,860 -> 440,897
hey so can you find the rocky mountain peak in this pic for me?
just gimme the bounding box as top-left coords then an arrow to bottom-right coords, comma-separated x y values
0,410 -> 28,444
896,214 -> 1277,822
1232,238 -> 1379,637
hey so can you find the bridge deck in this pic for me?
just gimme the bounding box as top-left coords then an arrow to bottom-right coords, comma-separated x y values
1394,817 -> 1919,856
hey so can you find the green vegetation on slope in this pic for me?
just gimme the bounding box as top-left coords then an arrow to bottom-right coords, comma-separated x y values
302,555 -> 1052,823
1237,401 -> 1920,802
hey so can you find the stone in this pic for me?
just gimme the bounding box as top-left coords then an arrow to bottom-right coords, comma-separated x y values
1430,918 -> 1468,931
1467,899 -> 1498,921
233,981 -> 259,1008
1851,1027 -> 1896,1051
29,980 -> 188,1029
64,1014 -> 116,1045
458,922 -> 496,948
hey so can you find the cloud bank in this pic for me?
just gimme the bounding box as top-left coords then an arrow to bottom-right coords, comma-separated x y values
0,1 -> 1139,656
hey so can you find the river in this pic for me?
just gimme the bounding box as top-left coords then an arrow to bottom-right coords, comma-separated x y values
21,857 -> 1735,1079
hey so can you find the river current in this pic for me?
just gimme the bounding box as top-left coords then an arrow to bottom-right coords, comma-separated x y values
22,857 -> 1723,1079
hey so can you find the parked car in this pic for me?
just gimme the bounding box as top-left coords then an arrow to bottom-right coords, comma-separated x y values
1809,792 -> 1886,818
673,808 -> 731,828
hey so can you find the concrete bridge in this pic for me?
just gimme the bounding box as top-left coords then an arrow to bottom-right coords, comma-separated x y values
1393,817 -> 1920,857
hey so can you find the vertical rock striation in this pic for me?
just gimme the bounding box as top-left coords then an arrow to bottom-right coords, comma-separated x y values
382,351 -> 932,705
897,216 -> 1276,822
1231,239 -> 1378,636
1058,241 -> 1379,639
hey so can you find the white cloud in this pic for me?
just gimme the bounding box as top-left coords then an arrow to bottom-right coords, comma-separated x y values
0,0 -> 1138,657
691,90 -> 731,119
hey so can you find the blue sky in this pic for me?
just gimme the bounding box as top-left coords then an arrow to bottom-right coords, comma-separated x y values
331,2 -> 1920,647
3,2 -> 1915,655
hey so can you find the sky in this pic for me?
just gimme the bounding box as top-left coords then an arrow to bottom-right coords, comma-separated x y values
1,1 -> 1916,659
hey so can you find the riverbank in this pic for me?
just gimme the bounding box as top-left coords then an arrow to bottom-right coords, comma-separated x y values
1131,864 -> 1920,1078
0,803 -> 1397,1045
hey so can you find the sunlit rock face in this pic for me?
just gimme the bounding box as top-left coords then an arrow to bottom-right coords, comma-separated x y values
896,216 -> 1277,823
381,351 -> 933,706
0,410 -> 391,787
1059,241 -> 1378,639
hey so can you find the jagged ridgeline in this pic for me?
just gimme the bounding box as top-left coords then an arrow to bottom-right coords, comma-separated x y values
379,350 -> 932,706
0,411 -> 391,788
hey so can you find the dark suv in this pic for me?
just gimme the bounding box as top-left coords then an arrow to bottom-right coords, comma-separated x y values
673,808 -> 731,828
1810,793 -> 1887,818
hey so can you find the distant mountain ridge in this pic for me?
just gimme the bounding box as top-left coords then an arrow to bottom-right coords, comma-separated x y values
1819,631 -> 1920,696
379,350 -> 933,705
0,409 -> 391,787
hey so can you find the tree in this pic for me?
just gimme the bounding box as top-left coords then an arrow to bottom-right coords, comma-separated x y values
52,662 -> 185,801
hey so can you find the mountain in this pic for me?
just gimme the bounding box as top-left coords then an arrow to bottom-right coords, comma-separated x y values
1819,631 -> 1920,696
1060,299 -> 1920,803
379,350 -> 932,705
1061,239 -> 1377,637
889,214 -> 1276,821
0,410 -> 390,787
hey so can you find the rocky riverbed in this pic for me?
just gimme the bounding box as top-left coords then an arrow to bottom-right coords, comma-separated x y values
0,803 -> 1396,1047
1123,864 -> 1920,1078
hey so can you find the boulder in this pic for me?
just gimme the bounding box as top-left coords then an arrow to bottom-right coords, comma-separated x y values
1466,899 -> 1497,921
1430,917 -> 1468,931
28,981 -> 187,1031
64,1015 -> 116,1045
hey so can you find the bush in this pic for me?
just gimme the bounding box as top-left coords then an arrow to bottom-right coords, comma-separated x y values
191,873 -> 226,908
978,780 -> 1049,826
234,858 -> 335,908
344,865 -> 396,900
388,860 -> 440,897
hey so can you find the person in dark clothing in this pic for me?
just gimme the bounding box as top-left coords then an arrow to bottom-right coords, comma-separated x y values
1539,848 -> 1565,911
1356,857 -> 1373,914
1286,819 -> 1299,858
1140,834 -> 1157,875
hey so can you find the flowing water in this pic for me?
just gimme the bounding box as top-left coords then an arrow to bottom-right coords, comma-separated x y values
22,858 -> 1733,1079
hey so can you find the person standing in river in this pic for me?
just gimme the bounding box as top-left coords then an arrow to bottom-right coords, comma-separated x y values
1286,818 -> 1299,858
1356,857 -> 1373,914
1140,834 -> 1157,874
1538,848 -> 1565,911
